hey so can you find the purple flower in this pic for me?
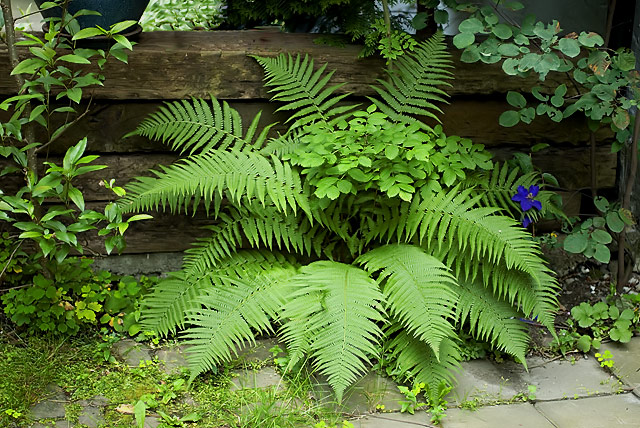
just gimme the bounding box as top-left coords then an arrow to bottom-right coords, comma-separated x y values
512,185 -> 542,212
522,214 -> 533,228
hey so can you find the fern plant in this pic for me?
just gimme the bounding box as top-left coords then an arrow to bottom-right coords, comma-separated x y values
121,32 -> 558,405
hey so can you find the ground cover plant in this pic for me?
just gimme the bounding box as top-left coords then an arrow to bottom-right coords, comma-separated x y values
121,31 -> 560,412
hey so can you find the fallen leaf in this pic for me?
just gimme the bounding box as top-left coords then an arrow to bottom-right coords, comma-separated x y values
116,404 -> 135,414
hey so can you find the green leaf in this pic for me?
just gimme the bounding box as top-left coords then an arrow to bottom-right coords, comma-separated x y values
606,212 -> 625,233
498,43 -> 520,57
434,10 -> 449,25
385,145 -> 400,160
11,58 -> 46,75
67,187 -> 85,211
458,18 -> 484,33
72,28 -> 105,40
110,20 -> 137,34
492,24 -> 513,40
453,32 -> 475,49
594,244 -> 610,264
558,38 -> 581,58
506,91 -> 526,108
499,110 -> 520,127
576,335 -> 592,352
578,32 -> 604,47
564,232 -> 588,253
593,196 -> 609,212
460,46 -> 481,63
591,229 -> 612,244
113,34 -> 133,51
134,400 -> 146,428
57,54 -> 91,64
128,214 -> 153,222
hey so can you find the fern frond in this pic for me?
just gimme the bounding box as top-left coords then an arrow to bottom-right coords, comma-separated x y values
388,330 -> 460,405
357,244 -> 458,359
253,54 -> 358,130
119,150 -> 310,217
369,32 -> 453,127
141,250 -> 295,336
456,279 -> 530,364
281,261 -> 385,402
184,266 -> 297,380
127,97 -> 274,154
466,162 -> 567,223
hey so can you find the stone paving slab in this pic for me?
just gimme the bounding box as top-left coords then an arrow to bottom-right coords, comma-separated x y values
600,337 -> 640,391
354,411 -> 432,427
535,393 -> 640,427
229,366 -> 283,391
112,339 -> 153,367
443,403 -> 555,428
312,373 -> 406,414
447,360 -> 525,405
526,356 -> 622,400
234,338 -> 281,363
156,347 -> 189,374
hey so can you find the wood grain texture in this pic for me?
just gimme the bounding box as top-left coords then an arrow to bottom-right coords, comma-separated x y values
1,31 -> 569,99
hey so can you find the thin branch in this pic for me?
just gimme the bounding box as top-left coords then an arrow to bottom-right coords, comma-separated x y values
0,241 -> 23,285
34,99 -> 93,154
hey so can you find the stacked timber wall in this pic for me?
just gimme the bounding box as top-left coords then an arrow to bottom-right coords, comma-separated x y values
0,31 -> 616,255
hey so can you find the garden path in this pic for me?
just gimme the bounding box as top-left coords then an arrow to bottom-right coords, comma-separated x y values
27,337 -> 640,428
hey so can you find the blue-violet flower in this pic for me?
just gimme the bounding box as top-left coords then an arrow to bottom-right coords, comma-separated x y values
512,185 -> 542,212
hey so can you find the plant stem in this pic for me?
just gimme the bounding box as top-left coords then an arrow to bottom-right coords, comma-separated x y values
1,0 -> 37,181
381,0 -> 393,73
604,0 -> 617,48
617,111 -> 640,292
590,131 -> 598,199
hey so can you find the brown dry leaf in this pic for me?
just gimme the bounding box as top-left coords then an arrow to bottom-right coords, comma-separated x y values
115,404 -> 135,414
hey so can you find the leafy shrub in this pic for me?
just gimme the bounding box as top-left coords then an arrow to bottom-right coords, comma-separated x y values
122,33 -> 558,404
1,258 -> 154,335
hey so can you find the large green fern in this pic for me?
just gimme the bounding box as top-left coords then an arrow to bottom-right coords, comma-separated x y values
124,33 -> 559,407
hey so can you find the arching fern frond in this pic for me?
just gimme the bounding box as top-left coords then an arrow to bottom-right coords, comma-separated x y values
357,244 -> 458,359
368,32 -> 453,127
126,97 -> 274,155
456,279 -> 530,364
141,250 -> 296,336
180,206 -> 326,280
184,265 -> 297,381
253,54 -> 358,130
466,162 -> 567,223
280,261 -> 385,403
388,330 -> 460,405
119,150 -> 310,217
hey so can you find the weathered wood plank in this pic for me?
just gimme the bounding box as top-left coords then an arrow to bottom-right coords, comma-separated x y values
0,31 -> 569,99
2,143 -> 615,217
0,98 -> 612,155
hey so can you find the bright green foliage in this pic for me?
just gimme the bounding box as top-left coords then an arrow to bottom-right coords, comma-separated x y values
1,258 -> 154,335
369,32 -> 453,127
465,160 -> 566,225
253,54 -> 357,131
451,2 -> 639,150
124,34 -> 558,404
281,262 -> 384,402
140,0 -> 224,31
456,280 -> 529,363
563,196 -> 634,264
127,97 -> 273,154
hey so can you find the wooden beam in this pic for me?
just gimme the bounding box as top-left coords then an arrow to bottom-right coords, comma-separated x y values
0,31 -> 568,99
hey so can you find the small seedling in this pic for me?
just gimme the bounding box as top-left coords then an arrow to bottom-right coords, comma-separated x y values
595,350 -> 614,368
